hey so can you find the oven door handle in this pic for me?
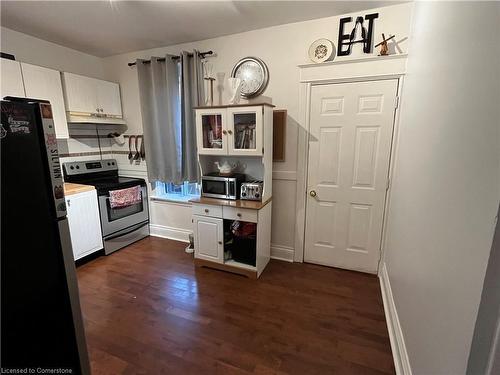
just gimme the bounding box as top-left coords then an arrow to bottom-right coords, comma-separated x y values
105,221 -> 149,241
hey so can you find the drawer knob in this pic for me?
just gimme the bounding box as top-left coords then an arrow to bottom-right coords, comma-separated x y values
237,213 -> 242,218
204,208 -> 209,213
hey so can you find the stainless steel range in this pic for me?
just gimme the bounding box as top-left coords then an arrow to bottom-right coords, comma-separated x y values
63,159 -> 149,255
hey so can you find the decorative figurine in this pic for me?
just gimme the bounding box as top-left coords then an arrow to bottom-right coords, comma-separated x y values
375,33 -> 396,56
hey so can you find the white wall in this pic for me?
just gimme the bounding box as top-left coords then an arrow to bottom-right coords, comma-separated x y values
101,3 -> 412,256
382,2 -> 500,374
1,27 -> 106,79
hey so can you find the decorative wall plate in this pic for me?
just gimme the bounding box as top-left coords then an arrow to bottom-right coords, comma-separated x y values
231,57 -> 269,98
308,39 -> 335,63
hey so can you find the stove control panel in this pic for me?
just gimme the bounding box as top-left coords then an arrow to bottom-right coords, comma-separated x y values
63,159 -> 118,176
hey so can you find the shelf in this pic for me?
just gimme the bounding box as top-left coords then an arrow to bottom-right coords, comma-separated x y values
224,259 -> 256,271
297,53 -> 408,68
193,102 -> 275,110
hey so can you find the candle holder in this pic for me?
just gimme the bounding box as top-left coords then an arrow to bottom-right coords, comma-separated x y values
204,62 -> 215,106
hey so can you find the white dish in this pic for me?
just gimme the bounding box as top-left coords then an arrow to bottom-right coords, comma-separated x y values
308,38 -> 335,63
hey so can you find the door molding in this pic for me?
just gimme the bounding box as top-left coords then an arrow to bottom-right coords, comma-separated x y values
294,72 -> 406,266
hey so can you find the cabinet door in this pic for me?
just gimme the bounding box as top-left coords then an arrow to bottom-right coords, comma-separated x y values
66,190 -> 103,260
1,59 -> 25,98
21,63 -> 69,138
62,72 -> 99,114
196,109 -> 228,155
96,79 -> 122,117
193,215 -> 223,263
227,106 -> 263,156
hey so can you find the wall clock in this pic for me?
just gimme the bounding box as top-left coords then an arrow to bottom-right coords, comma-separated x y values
230,57 -> 269,98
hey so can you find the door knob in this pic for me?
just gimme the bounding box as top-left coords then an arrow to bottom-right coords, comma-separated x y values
309,190 -> 317,197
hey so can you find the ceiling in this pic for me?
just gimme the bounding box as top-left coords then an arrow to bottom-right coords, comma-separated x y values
0,1 -> 403,57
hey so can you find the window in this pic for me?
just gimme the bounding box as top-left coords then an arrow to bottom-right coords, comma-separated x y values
154,181 -> 200,202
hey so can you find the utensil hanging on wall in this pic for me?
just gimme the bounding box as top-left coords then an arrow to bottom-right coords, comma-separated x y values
139,136 -> 145,160
128,135 -> 135,160
133,136 -> 141,160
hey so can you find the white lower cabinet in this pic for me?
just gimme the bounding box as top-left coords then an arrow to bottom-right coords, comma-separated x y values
66,189 -> 103,260
192,201 -> 272,278
193,215 -> 224,263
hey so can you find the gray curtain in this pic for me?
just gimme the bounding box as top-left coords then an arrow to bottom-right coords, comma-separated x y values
180,50 -> 205,182
136,50 -> 205,185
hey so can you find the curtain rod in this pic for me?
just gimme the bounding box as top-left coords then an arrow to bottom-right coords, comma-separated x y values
128,50 -> 213,67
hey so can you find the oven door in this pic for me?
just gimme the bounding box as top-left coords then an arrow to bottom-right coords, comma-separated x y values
98,185 -> 149,237
201,176 -> 228,199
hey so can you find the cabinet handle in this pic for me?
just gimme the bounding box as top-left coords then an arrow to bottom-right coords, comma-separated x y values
67,199 -> 71,207
228,130 -> 233,135
218,241 -> 222,245
236,213 -> 242,218
222,130 -> 227,135
204,208 -> 209,213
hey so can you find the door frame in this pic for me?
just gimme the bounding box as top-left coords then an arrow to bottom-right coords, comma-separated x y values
294,73 -> 406,273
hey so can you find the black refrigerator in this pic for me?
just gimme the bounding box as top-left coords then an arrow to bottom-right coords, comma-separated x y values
1,97 -> 90,374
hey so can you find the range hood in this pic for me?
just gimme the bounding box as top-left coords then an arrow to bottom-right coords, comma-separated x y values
66,112 -> 126,125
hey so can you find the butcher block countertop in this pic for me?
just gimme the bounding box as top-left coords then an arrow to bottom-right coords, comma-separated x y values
64,183 -> 95,196
189,196 -> 272,210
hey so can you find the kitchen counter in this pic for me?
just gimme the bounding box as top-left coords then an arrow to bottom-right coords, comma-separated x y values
189,196 -> 272,210
64,183 -> 95,196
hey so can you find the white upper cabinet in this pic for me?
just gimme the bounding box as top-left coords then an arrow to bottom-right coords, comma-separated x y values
195,105 -> 265,156
1,59 -> 25,98
96,79 -> 122,117
21,63 -> 69,138
62,72 -> 98,114
62,72 -> 122,118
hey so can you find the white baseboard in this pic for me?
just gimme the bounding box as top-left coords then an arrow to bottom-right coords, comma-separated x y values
379,262 -> 412,375
270,244 -> 294,262
150,224 -> 190,243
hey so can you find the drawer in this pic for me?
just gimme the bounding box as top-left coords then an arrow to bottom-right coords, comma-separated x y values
223,206 -> 258,223
192,204 -> 222,218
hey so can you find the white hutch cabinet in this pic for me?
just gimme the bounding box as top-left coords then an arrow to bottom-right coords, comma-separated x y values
195,104 -> 267,157
191,103 -> 274,278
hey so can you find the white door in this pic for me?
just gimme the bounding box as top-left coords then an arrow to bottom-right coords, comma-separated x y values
61,72 -> 99,114
196,109 -> 228,155
1,59 -> 25,98
21,63 -> 69,138
193,215 -> 224,263
304,79 -> 398,273
96,79 -> 122,117
66,190 -> 103,260
227,106 -> 263,156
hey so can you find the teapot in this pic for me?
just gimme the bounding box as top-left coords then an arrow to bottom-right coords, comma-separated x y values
214,160 -> 239,175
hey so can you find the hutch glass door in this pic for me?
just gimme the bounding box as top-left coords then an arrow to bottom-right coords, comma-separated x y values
227,107 -> 263,156
196,109 -> 227,155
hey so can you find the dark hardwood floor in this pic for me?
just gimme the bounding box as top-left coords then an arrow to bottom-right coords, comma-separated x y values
77,236 -> 394,374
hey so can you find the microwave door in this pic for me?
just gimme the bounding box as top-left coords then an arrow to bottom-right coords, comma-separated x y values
202,178 -> 227,199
